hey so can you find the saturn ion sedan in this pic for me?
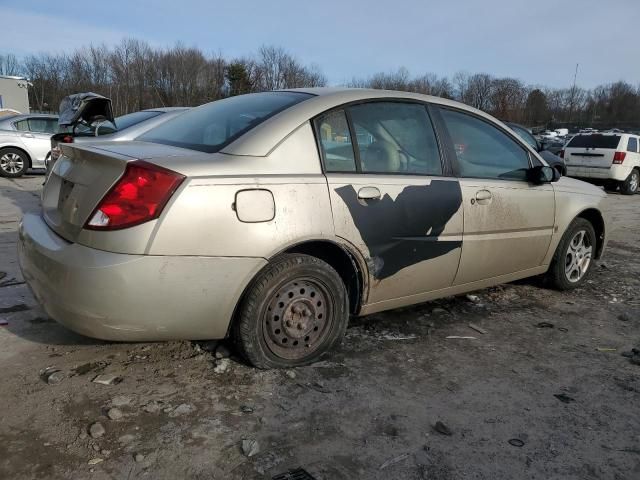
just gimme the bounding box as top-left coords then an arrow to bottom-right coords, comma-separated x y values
18,88 -> 609,368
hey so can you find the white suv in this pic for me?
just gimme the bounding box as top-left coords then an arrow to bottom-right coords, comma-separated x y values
563,132 -> 640,194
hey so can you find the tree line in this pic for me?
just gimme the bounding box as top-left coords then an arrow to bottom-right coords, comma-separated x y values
1,39 -> 638,129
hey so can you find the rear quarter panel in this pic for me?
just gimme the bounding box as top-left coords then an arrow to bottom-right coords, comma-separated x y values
147,122 -> 337,258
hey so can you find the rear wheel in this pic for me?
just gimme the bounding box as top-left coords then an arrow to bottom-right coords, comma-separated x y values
620,168 -> 639,195
0,148 -> 28,178
546,218 -> 596,290
233,254 -> 349,369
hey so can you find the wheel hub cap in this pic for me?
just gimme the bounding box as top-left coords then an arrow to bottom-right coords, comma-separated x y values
0,153 -> 24,174
263,279 -> 331,360
565,229 -> 592,283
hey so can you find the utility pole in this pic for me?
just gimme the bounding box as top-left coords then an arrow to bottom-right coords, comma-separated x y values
568,63 -> 579,124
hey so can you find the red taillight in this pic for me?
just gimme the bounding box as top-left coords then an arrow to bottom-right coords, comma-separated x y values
85,160 -> 185,230
62,135 -> 73,143
559,149 -> 564,159
613,151 -> 626,164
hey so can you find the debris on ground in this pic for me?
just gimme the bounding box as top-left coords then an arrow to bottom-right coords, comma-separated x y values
88,458 -> 104,466
381,333 -> 417,340
0,318 -> 8,326
107,408 -> 123,420
446,336 -> 476,340
73,362 -> 108,376
508,438 -> 525,447
379,452 -> 410,469
89,422 -> 106,439
285,370 -> 297,379
92,374 -> 123,385
621,348 -> 640,365
111,395 -> 133,407
596,347 -> 617,352
272,468 -> 316,480
536,322 -> 554,329
434,421 -> 453,436
40,367 -> 65,385
554,393 -> 576,404
134,453 -> 144,462
213,358 -> 230,374
466,294 -> 481,303
169,403 -> 195,417
242,439 -> 260,457
240,405 -> 254,414
468,323 -> 488,334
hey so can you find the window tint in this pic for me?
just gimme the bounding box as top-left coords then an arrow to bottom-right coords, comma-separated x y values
440,108 -> 530,180
627,137 -> 638,153
139,92 -> 312,153
28,118 -> 58,134
316,110 -> 356,172
348,102 -> 442,175
567,134 -> 621,149
14,120 -> 29,131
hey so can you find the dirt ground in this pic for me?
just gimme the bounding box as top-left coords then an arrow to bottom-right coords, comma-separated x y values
0,174 -> 639,480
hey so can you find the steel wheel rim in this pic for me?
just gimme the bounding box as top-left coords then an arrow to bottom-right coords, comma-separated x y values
564,229 -> 592,283
630,171 -> 639,192
262,277 -> 333,360
0,153 -> 24,174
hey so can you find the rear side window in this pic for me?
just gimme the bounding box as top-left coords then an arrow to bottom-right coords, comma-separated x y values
440,108 -> 530,180
627,137 -> 638,153
348,102 -> 442,175
316,110 -> 357,172
567,134 -> 621,149
14,120 -> 29,131
139,92 -> 312,153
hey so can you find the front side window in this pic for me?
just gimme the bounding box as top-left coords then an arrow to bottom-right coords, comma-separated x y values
348,102 -> 442,175
139,92 -> 312,153
510,124 -> 538,150
440,108 -> 530,180
316,110 -> 356,172
627,137 -> 638,153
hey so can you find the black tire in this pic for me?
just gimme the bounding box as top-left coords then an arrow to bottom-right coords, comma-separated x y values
0,148 -> 29,178
546,218 -> 596,290
233,254 -> 349,369
620,168 -> 639,195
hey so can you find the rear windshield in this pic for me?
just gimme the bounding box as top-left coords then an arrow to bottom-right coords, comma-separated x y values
139,92 -> 313,153
567,134 -> 621,149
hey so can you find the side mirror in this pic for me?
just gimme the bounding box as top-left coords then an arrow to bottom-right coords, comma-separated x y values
527,165 -> 557,184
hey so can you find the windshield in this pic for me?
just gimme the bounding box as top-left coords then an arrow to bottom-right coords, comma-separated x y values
567,134 -> 621,149
138,92 -> 313,153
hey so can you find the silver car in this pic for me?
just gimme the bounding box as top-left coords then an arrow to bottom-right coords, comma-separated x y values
18,88 -> 609,368
0,113 -> 59,176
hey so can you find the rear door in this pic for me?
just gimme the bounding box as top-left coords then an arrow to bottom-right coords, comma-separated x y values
15,117 -> 58,162
434,107 -> 555,285
564,133 -> 622,169
316,102 -> 463,305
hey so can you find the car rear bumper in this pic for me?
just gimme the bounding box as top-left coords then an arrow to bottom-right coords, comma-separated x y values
566,164 -> 631,181
17,213 -> 266,341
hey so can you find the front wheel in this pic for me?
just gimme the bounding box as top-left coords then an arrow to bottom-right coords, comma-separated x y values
620,169 -> 639,195
233,254 -> 349,369
546,218 -> 596,290
0,148 -> 28,178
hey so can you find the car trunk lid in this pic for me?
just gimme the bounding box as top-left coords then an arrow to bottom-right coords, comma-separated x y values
42,142 -> 193,243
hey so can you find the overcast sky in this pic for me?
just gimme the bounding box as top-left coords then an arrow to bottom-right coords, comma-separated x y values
2,0 -> 638,88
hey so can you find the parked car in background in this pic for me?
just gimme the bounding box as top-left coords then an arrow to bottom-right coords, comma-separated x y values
20,88 -> 608,368
48,104 -> 189,170
507,122 -> 566,175
0,113 -> 59,177
563,132 -> 640,194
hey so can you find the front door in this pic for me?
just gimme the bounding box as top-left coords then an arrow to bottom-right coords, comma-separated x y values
435,107 -> 555,285
315,102 -> 464,305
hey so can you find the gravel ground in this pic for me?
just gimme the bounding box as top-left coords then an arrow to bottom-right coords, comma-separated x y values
1,174 -> 639,480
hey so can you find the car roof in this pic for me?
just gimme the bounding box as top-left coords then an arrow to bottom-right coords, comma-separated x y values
138,107 -> 189,114
222,87 -> 508,156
